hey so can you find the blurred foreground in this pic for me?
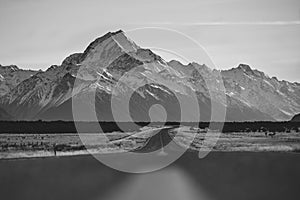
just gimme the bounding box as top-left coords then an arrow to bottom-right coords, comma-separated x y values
0,152 -> 299,200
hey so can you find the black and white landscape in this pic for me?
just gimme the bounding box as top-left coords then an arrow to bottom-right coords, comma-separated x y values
1,0 -> 300,200
0,28 -> 299,200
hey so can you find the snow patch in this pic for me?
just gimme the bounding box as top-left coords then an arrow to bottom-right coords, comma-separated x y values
244,73 -> 255,80
276,89 -> 286,97
146,89 -> 160,100
96,71 -> 112,81
150,84 -> 172,95
288,87 -> 294,92
225,91 -> 235,96
279,108 -> 292,116
263,80 -> 274,89
239,98 -> 252,107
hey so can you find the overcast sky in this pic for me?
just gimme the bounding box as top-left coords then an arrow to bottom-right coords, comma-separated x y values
0,0 -> 299,82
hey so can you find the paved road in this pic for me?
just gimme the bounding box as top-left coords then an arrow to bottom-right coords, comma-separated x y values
132,126 -> 185,153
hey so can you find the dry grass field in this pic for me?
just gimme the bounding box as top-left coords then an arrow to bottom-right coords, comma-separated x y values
1,126 -> 300,159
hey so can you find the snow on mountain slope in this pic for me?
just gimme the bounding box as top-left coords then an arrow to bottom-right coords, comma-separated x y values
77,30 -> 140,80
0,30 -> 219,121
221,64 -> 300,120
0,30 -> 144,120
0,30 -> 298,121
0,65 -> 38,96
167,61 -> 274,121
0,54 -> 90,119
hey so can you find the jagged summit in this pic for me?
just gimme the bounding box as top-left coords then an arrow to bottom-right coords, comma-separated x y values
226,63 -> 271,80
224,63 -> 253,73
0,30 -> 300,121
0,64 -> 38,96
82,30 -> 122,56
81,30 -> 139,61
168,60 -> 184,66
167,60 -> 209,69
221,63 -> 300,120
0,65 -> 19,72
237,63 -> 252,72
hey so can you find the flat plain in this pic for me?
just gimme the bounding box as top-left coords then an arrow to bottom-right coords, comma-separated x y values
1,126 -> 300,159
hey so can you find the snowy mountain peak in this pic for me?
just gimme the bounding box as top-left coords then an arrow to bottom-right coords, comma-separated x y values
1,30 -> 300,122
81,30 -> 139,60
221,63 -> 300,120
0,64 -> 38,96
82,30 -> 123,54
233,64 -> 269,79
0,65 -> 19,72
77,30 -> 142,73
110,30 -> 140,52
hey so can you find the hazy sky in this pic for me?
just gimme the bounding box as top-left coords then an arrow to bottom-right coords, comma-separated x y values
0,0 -> 299,82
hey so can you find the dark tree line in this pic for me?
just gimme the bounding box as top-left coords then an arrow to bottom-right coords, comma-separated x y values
0,121 -> 299,134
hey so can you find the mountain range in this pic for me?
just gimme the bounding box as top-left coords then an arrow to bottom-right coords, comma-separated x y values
0,30 -> 299,122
